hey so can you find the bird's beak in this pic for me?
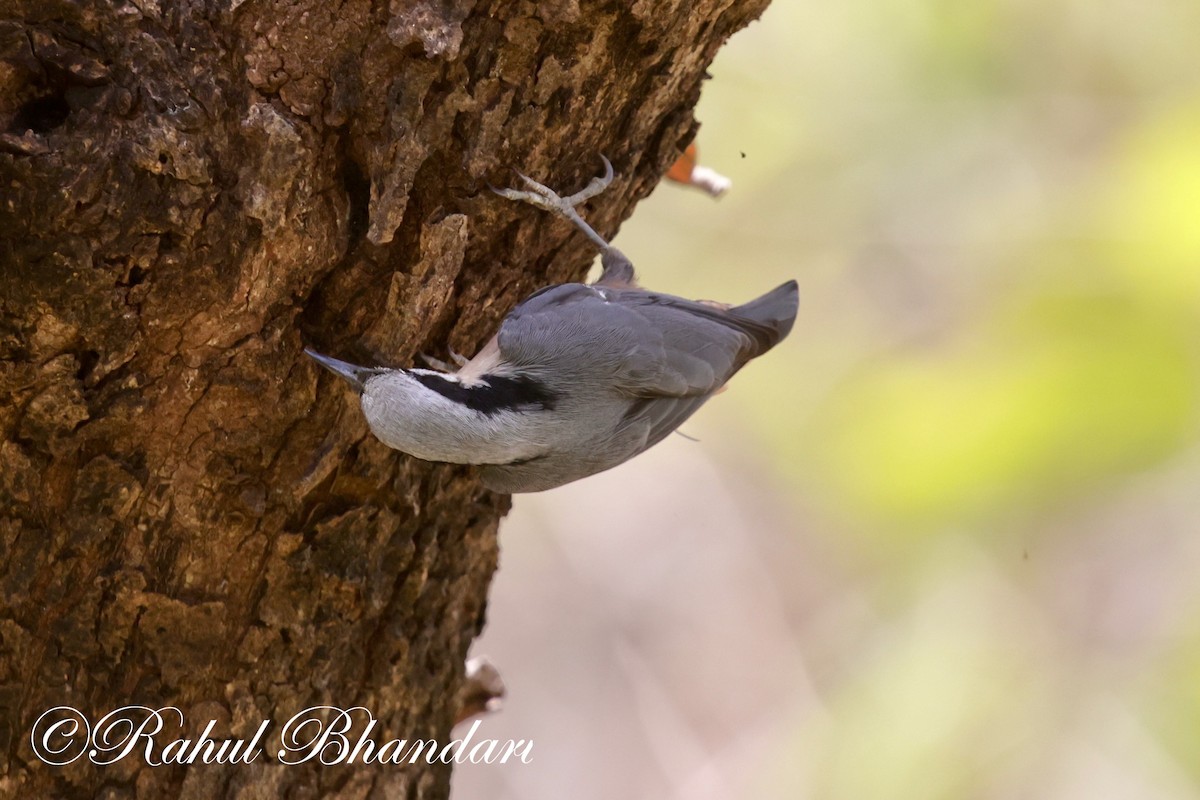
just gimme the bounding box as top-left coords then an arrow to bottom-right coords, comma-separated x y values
304,348 -> 377,393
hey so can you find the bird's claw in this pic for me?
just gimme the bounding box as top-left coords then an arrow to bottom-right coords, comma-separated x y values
569,154 -> 615,203
495,155 -> 613,210
517,155 -> 613,207
420,353 -> 455,372
491,156 -> 615,251
420,350 -> 470,373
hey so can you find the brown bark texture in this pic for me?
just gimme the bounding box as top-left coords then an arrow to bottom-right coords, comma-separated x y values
0,0 -> 768,797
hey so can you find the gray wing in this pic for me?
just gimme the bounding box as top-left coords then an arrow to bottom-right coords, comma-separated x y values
496,282 -> 793,449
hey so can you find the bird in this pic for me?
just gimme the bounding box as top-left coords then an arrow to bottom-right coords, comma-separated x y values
305,156 -> 798,493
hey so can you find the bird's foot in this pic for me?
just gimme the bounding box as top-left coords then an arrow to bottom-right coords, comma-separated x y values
492,155 -> 615,251
495,155 -> 614,211
420,349 -> 469,373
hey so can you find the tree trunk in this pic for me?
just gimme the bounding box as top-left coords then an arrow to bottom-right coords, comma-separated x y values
0,0 -> 768,796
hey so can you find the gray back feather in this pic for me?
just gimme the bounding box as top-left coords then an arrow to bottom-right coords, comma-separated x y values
495,280 -> 799,460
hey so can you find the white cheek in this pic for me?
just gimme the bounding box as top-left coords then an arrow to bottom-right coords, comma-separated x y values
359,390 -> 404,450
360,392 -> 382,431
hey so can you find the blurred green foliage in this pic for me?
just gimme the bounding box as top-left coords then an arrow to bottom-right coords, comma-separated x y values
816,291 -> 1195,531
614,0 -> 1200,796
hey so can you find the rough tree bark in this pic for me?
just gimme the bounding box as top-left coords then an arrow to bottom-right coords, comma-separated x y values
0,0 -> 769,797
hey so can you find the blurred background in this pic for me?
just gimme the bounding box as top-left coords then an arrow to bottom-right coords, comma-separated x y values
455,1 -> 1200,797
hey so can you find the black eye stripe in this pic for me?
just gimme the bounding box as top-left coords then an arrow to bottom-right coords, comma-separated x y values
411,373 -> 559,416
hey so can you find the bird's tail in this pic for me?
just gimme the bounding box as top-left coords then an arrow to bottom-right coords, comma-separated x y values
731,280 -> 799,351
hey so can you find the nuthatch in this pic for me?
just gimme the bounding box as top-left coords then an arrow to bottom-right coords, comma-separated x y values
306,157 -> 798,493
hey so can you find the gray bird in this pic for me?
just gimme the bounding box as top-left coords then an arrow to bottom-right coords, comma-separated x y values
306,157 -> 798,493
